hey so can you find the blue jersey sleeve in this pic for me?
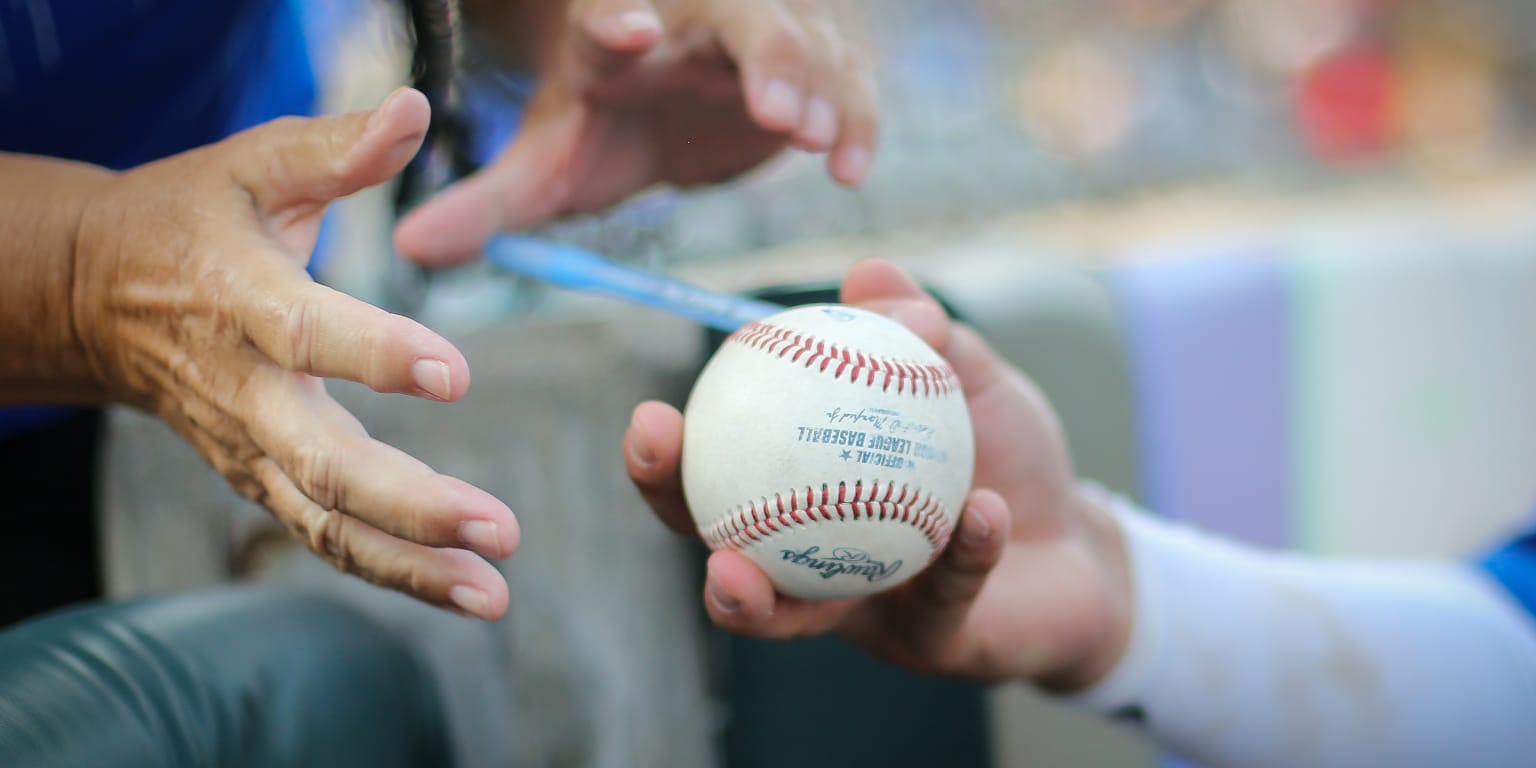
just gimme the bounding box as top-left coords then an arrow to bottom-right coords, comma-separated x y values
0,0 -> 315,441
1481,520 -> 1536,621
0,0 -> 314,170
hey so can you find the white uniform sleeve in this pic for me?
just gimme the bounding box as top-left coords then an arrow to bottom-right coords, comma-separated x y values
1065,487 -> 1536,768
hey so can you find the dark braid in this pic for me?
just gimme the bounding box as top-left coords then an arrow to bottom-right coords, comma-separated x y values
396,0 -> 478,215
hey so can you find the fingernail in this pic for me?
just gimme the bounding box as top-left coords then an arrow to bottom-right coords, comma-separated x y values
459,520 -> 502,558
837,145 -> 871,183
759,79 -> 802,128
802,98 -> 838,147
960,508 -> 993,547
616,9 -> 661,34
413,359 -> 452,401
707,580 -> 740,615
628,415 -> 656,467
386,136 -> 421,168
450,585 -> 490,617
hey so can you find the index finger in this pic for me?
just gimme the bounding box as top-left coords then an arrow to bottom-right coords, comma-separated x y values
232,253 -> 471,401
713,2 -> 812,132
238,365 -> 517,558
840,258 -> 935,307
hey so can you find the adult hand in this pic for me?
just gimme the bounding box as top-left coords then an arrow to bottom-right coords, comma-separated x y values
395,0 -> 878,264
72,88 -> 514,620
624,260 -> 1133,687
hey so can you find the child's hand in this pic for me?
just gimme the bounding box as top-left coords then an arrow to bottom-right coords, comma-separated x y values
396,0 -> 877,264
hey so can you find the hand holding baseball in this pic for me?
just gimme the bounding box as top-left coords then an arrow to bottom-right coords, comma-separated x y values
625,260 -> 1134,688
680,301 -> 975,600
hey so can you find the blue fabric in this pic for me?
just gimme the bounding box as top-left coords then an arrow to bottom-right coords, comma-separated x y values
0,0 -> 316,440
1482,519 -> 1536,621
0,0 -> 314,169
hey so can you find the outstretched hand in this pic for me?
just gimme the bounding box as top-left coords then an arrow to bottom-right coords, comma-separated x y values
73,88 -> 514,620
396,0 -> 878,264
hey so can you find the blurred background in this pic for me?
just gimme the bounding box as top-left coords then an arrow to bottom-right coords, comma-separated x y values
311,0 -> 1536,322
92,1 -> 1536,767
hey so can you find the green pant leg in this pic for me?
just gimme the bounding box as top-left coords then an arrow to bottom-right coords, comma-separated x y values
0,587 -> 453,768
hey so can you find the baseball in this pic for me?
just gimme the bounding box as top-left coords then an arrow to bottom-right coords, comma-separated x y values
682,304 -> 975,600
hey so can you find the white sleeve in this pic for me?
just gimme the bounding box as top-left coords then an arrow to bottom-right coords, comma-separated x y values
1064,487 -> 1536,768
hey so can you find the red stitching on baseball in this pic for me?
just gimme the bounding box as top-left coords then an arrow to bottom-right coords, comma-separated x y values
726,320 -> 959,398
698,480 -> 954,563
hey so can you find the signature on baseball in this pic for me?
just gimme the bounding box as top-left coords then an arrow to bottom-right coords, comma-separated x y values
824,406 -> 936,439
779,546 -> 902,582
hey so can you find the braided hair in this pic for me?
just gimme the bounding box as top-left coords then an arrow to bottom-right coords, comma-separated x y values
396,0 -> 478,215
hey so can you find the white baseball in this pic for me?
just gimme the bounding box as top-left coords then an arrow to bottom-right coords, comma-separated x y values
682,304 -> 975,600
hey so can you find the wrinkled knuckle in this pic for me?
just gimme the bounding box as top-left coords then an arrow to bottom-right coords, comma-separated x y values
283,298 -> 323,372
361,315 -> 400,389
405,567 -> 439,604
164,351 -> 208,398
231,478 -> 264,502
221,462 -> 266,503
393,492 -> 442,544
292,440 -> 345,511
309,509 -> 357,574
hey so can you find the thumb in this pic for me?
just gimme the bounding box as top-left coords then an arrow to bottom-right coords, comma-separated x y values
844,489 -> 1010,650
227,87 -> 430,214
393,104 -> 585,266
908,489 -> 1010,623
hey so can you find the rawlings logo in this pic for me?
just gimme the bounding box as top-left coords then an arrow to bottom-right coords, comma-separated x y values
779,546 -> 901,582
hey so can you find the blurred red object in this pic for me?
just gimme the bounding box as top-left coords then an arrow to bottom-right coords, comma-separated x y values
1295,42 -> 1394,163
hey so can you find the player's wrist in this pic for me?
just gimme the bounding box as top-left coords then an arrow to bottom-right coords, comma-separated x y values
1034,483 -> 1136,693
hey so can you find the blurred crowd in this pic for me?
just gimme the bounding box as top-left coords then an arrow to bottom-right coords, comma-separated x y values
665,0 -> 1536,255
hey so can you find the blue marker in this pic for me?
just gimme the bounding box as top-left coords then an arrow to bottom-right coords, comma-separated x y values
484,235 -> 783,332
